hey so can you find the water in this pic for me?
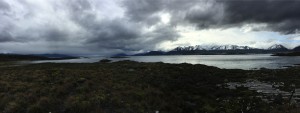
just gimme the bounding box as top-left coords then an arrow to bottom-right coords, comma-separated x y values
24,54 -> 300,70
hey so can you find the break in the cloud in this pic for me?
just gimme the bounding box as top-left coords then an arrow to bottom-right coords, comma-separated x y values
0,0 -> 299,55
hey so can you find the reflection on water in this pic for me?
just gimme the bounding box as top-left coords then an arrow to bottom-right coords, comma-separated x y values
24,54 -> 300,70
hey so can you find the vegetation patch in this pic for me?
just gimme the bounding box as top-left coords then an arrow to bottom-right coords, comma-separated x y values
0,61 -> 300,113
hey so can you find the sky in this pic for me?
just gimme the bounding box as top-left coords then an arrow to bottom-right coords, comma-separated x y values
0,0 -> 300,55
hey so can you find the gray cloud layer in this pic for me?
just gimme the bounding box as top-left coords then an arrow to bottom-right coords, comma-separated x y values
0,0 -> 299,55
123,0 -> 300,34
221,0 -> 300,34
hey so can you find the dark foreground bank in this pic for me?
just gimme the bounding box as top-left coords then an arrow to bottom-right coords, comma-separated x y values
0,60 -> 300,113
272,52 -> 300,56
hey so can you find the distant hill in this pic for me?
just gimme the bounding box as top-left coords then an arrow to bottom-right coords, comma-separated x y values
272,45 -> 300,56
111,53 -> 128,57
293,46 -> 300,52
268,44 -> 288,50
272,52 -> 300,56
267,44 -> 289,52
0,54 -> 77,61
136,44 -> 292,56
0,54 -> 51,61
110,53 -> 130,58
134,51 -> 166,56
31,54 -> 77,59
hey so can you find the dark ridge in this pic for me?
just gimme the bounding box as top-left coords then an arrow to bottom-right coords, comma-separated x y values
0,54 -> 76,61
110,53 -> 129,58
0,54 -> 50,61
293,46 -> 300,52
134,51 -> 167,56
31,54 -> 78,59
272,52 -> 300,56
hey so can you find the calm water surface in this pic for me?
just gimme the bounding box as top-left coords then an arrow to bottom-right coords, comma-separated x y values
26,54 -> 300,70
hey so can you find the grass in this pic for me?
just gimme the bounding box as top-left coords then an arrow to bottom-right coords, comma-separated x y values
0,60 -> 300,113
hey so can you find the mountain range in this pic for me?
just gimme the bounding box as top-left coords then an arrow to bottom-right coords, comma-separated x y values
136,44 -> 298,56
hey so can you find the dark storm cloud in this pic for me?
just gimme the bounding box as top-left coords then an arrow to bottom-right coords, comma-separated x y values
221,0 -> 300,34
83,19 -> 179,51
66,0 -> 94,27
64,0 -> 179,51
1,0 -> 299,54
173,0 -> 300,34
124,0 -> 300,34
85,19 -> 142,50
0,0 -> 181,54
184,3 -> 224,28
223,0 -> 300,23
122,0 -> 164,25
65,0 -> 149,50
122,0 -> 215,26
0,0 -> 10,11
0,31 -> 13,42
42,28 -> 69,42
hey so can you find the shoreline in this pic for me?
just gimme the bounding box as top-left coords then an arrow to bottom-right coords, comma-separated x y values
11,58 -> 300,71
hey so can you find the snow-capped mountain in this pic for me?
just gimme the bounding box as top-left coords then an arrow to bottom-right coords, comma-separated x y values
137,44 -> 292,56
172,45 -> 257,51
209,45 -> 256,50
267,44 -> 288,50
173,46 -> 196,51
